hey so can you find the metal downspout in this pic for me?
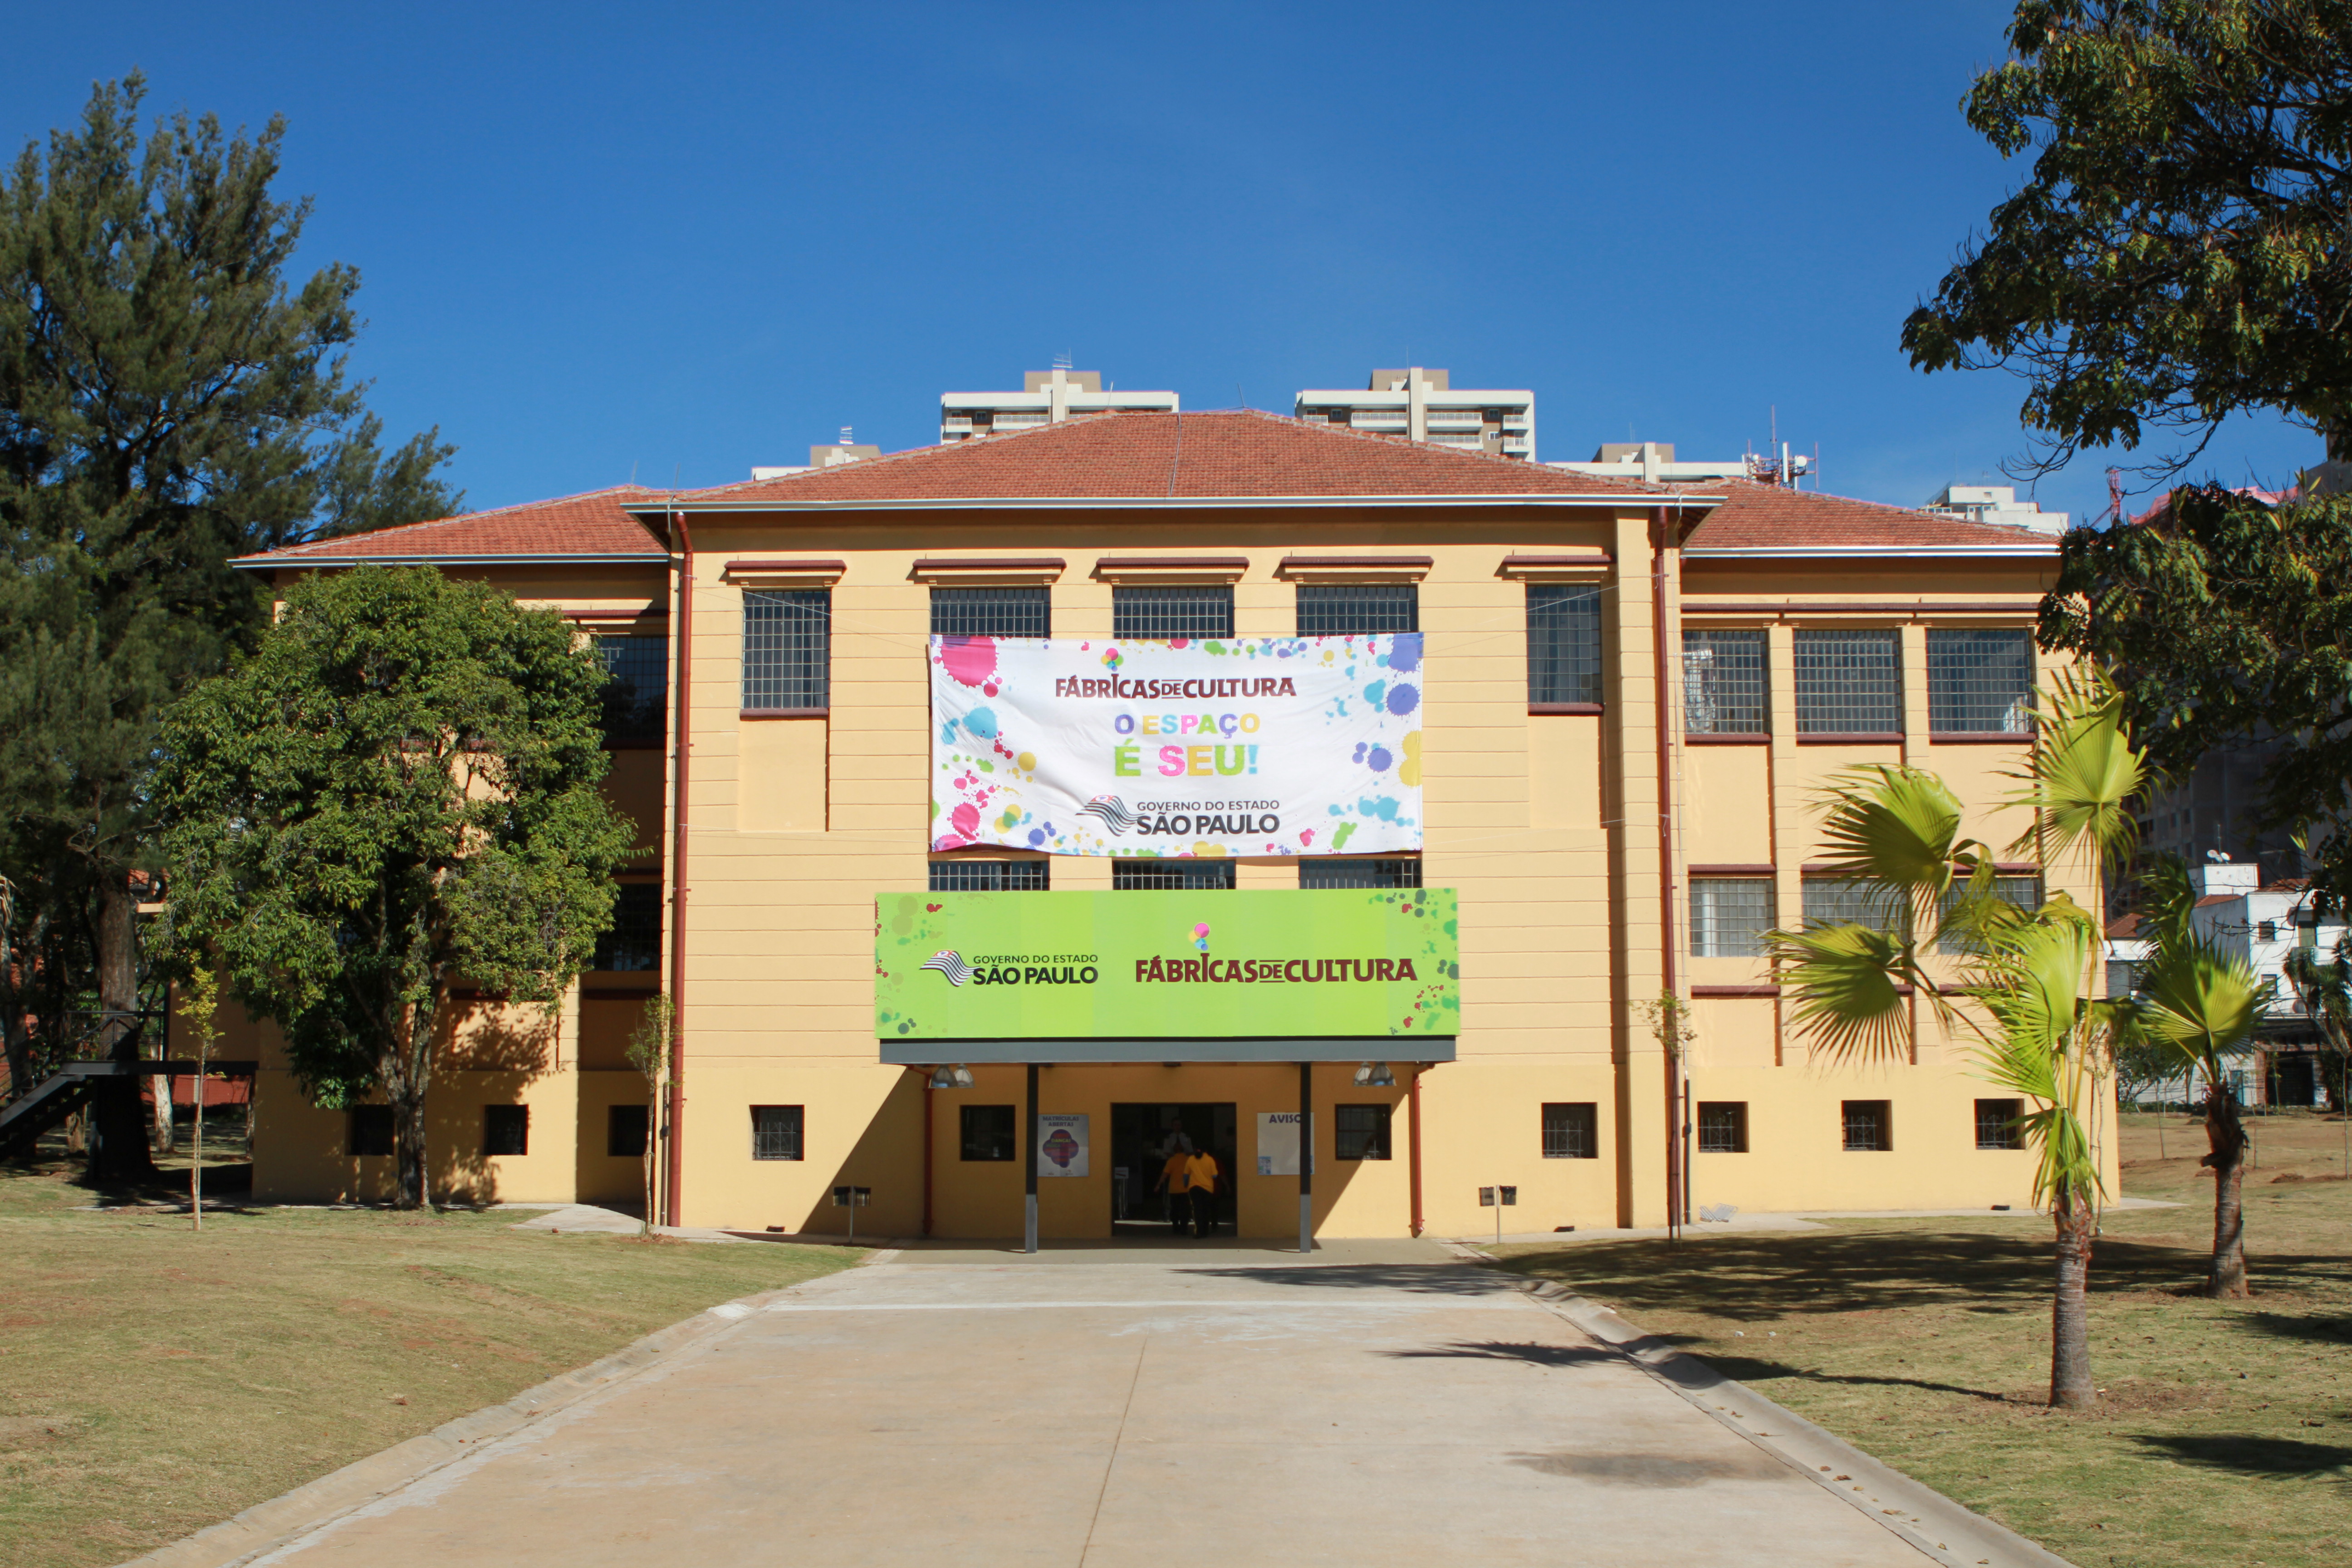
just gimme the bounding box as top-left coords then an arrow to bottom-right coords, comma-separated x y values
666,509 -> 694,1228
1652,509 -> 1683,1239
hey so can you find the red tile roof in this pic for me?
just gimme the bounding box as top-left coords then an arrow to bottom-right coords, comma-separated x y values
671,410 -> 1664,505
234,486 -> 669,566
1681,477 -> 2056,550
2105,913 -> 2143,940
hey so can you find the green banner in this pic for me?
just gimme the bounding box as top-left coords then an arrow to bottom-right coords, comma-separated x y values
875,888 -> 1460,1040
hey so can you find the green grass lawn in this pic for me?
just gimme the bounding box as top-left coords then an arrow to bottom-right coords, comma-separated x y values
0,1151 -> 856,1568
1495,1109 -> 2352,1568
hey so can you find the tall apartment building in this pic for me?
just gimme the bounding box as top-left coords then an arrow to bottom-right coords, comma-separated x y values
1294,368 -> 1534,460
939,366 -> 1177,443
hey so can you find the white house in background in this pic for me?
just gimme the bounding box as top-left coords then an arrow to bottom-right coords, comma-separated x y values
2108,858 -> 2348,1107
1294,368 -> 1534,459
1923,484 -> 2069,535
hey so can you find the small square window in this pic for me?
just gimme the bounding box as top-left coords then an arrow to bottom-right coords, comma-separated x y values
1297,583 -> 1419,636
1795,628 -> 1901,735
1113,585 -> 1233,639
1842,1099 -> 1892,1152
742,589 -> 831,712
1527,584 -> 1602,706
1975,1098 -> 2025,1151
348,1105 -> 394,1158
1298,858 -> 1421,890
1541,1102 -> 1598,1159
2257,920 -> 2278,942
1683,629 -> 1767,735
960,1105 -> 1016,1161
930,859 -> 1050,892
1690,880 -> 1774,958
931,586 -> 1049,637
1927,627 -> 2033,735
594,883 -> 663,972
608,1102 -> 649,1158
1697,1102 -> 1749,1153
1334,1104 -> 1392,1161
1113,859 -> 1236,890
751,1105 -> 804,1161
483,1104 -> 529,1157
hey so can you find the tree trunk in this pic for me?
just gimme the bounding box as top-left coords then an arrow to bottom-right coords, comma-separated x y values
2049,1187 -> 2098,1408
394,1086 -> 429,1210
83,873 -> 154,1185
2204,1085 -> 2252,1298
387,995 -> 435,1210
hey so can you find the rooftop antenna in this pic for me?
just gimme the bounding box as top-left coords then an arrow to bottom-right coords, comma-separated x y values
1052,351 -> 1073,372
1236,383 -> 1246,409
840,426 -> 854,447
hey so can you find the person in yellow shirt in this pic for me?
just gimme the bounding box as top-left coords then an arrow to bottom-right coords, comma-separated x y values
1185,1145 -> 1221,1237
1155,1138 -> 1191,1236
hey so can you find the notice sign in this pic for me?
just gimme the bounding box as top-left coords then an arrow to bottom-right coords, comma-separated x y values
930,634 -> 1424,859
1037,1114 -> 1089,1178
1256,1111 -> 1314,1177
876,889 -> 1460,1040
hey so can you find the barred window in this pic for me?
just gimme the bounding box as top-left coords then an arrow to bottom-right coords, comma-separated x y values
750,1105 -> 804,1160
1112,858 -> 1236,890
1113,585 -> 1232,639
1296,583 -> 1419,636
595,635 -> 668,745
932,587 -> 1050,638
1683,629 -> 1767,735
483,1105 -> 529,1157
1689,880 -> 1774,958
1697,1101 -> 1749,1153
742,589 -> 831,711
348,1105 -> 394,1157
1842,1099 -> 1892,1152
593,883 -> 663,972
1794,628 -> 1901,734
1299,858 -> 1422,890
1541,1102 -> 1598,1159
1335,1104 -> 1392,1160
1936,876 -> 2041,955
1975,1098 -> 2025,1151
960,1105 -> 1016,1161
1928,628 -> 2034,734
1803,877 -> 1908,934
608,1103 -> 649,1158
1527,584 -> 1602,706
929,859 -> 1050,892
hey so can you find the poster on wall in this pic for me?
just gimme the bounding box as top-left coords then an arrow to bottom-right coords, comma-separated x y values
1037,1113 -> 1089,1178
930,634 -> 1423,858
1256,1111 -> 1314,1177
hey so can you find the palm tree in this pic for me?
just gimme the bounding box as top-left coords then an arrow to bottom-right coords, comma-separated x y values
2133,858 -> 2269,1298
1769,673 -> 2141,1408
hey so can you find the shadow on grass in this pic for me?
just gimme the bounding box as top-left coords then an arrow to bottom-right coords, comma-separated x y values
1383,1339 -> 1619,1369
2132,1434 -> 2352,1479
1686,1352 -> 2012,1403
2239,1311 -> 2352,1346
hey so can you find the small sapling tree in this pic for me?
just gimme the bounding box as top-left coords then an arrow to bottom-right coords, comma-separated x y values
624,992 -> 673,1236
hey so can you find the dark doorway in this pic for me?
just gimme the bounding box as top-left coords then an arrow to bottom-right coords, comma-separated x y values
2270,1053 -> 2318,1107
1111,1102 -> 1237,1236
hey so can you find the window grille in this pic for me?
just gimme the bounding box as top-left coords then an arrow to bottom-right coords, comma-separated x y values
1794,628 -> 1900,734
1927,628 -> 2034,734
1335,1104 -> 1392,1160
1298,858 -> 1422,890
960,1105 -> 1016,1161
1842,1099 -> 1892,1152
742,590 -> 831,711
1541,1102 -> 1598,1159
1803,877 -> 1908,934
1975,1098 -> 2025,1151
1936,876 -> 2041,954
931,587 -> 1050,638
1682,629 -> 1767,735
750,1105 -> 804,1160
483,1105 -> 529,1157
1113,585 -> 1233,639
1527,584 -> 1602,706
2105,960 -> 2142,997
1689,880 -> 1774,958
1112,859 -> 1236,890
608,1103 -> 649,1158
594,883 -> 663,972
929,859 -> 1050,892
348,1105 -> 394,1157
1697,1102 -> 1749,1153
595,635 -> 668,745
1295,583 -> 1419,636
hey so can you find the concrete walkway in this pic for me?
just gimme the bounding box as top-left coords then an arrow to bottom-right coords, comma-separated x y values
157,1242 -> 2069,1568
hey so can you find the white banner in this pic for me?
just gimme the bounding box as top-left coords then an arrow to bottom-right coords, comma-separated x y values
1037,1113 -> 1089,1178
930,635 -> 1424,858
1255,1111 -> 1313,1176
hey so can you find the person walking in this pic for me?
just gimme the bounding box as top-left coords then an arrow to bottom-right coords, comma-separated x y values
1185,1143 -> 1222,1238
1155,1136 -> 1192,1236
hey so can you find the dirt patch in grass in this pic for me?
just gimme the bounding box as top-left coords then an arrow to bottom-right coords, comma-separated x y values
0,1160 -> 856,1568
1493,1111 -> 2352,1568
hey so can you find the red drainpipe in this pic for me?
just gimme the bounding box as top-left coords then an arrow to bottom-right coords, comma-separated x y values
1407,1065 -> 1426,1238
665,508 -> 694,1228
1651,509 -> 1682,1237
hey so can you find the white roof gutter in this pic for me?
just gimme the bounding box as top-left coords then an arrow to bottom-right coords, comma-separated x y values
230,553 -> 670,570
1683,544 -> 2056,559
637,492 -> 1716,515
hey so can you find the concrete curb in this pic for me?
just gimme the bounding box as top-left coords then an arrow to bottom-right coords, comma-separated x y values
1512,1277 -> 2078,1568
113,1274 -> 830,1568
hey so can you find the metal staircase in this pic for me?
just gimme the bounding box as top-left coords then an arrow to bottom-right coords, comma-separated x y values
0,1059 -> 258,1161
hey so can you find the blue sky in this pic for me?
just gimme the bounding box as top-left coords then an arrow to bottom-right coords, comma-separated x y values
2,2 -> 2314,524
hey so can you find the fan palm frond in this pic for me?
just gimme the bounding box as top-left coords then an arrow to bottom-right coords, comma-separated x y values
2004,665 -> 2144,872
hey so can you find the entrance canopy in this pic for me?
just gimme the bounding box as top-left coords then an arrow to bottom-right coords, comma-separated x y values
880,1037 -> 1453,1065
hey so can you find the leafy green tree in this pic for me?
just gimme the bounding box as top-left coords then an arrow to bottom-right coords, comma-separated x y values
157,567 -> 632,1208
0,75 -> 458,1180
2036,483 -> 2352,901
1904,2 -> 2352,475
1770,676 -> 2141,1407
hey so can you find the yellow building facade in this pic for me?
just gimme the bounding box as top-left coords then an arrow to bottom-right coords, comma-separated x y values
230,411 -> 2113,1238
